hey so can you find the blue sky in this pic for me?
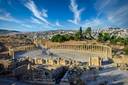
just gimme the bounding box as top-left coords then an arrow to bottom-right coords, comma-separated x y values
0,0 -> 128,32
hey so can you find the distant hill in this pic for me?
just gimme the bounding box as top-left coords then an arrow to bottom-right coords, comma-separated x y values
43,29 -> 77,32
0,29 -> 20,35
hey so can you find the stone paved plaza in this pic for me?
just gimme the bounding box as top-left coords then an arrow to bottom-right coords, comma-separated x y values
49,49 -> 102,62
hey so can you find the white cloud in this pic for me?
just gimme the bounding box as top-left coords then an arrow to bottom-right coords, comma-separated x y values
68,0 -> 84,25
95,0 -> 128,27
55,20 -> 62,27
95,0 -> 111,17
31,17 -> 42,24
0,10 -> 35,29
95,0 -> 111,11
30,17 -> 53,29
24,0 -> 49,24
83,18 -> 102,28
0,12 -> 20,23
0,9 -> 53,31
0,15 -> 12,22
21,24 -> 32,28
107,5 -> 128,25
41,9 -> 48,18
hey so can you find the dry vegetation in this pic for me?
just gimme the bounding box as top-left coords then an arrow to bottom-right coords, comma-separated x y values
0,35 -> 33,58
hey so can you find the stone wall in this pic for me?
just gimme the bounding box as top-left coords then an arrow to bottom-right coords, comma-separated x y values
89,57 -> 102,67
0,60 -> 11,70
33,57 -> 79,66
113,56 -> 128,64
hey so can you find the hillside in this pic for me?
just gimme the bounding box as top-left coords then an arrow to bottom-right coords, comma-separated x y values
0,29 -> 19,35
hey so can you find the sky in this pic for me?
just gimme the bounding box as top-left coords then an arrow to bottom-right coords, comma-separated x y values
0,0 -> 128,32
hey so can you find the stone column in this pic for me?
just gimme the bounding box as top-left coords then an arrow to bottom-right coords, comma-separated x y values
89,57 -> 92,66
86,45 -> 88,50
94,45 -> 96,52
85,45 -> 87,51
91,45 -> 93,52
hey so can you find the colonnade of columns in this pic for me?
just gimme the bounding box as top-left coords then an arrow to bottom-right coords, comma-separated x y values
13,45 -> 35,52
9,45 -> 36,56
50,44 -> 112,58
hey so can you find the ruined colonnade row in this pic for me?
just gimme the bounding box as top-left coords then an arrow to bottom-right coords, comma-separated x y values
47,44 -> 112,58
8,41 -> 112,58
9,45 -> 36,56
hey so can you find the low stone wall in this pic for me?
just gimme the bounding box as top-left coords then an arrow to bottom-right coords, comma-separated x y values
113,56 -> 128,64
32,57 -> 79,66
0,60 -> 11,68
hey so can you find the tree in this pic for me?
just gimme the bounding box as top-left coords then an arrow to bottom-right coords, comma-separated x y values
79,27 -> 83,40
64,34 -> 74,41
110,35 -> 117,44
103,33 -> 110,41
98,32 -> 104,42
51,34 -> 70,42
123,37 -> 128,45
84,27 -> 93,39
74,27 -> 83,41
98,32 -> 110,42
58,36 -> 64,42
124,46 -> 128,55
85,27 -> 91,34
116,37 -> 124,45
74,32 -> 79,41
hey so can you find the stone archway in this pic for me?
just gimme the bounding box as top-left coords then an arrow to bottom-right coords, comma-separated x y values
65,60 -> 70,65
53,60 -> 58,65
42,59 -> 46,64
